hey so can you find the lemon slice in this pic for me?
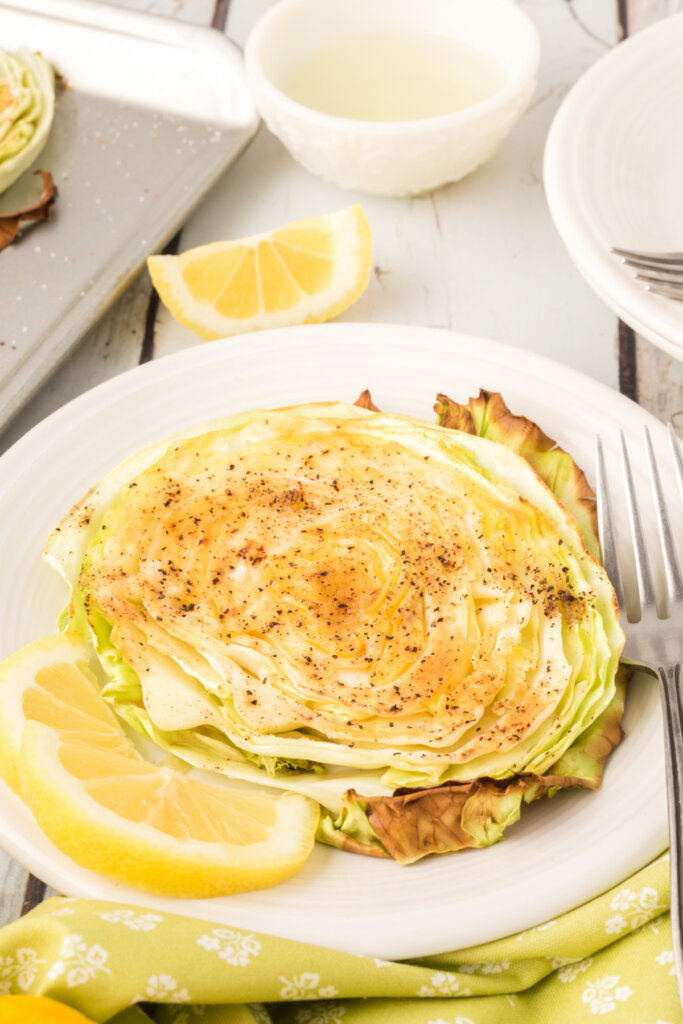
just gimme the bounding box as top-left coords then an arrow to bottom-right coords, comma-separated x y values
0,635 -> 319,897
0,633 -> 123,795
147,204 -> 372,339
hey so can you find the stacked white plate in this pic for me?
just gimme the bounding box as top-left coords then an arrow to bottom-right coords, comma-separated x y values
544,13 -> 683,360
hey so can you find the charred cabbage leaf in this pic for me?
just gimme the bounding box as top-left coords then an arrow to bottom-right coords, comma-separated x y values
0,169 -> 56,251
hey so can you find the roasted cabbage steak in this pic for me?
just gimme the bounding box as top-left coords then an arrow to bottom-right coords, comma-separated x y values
45,395 -> 625,863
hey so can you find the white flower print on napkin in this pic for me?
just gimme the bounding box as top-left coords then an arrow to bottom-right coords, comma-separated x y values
99,909 -> 163,931
556,957 -> 594,983
582,976 -> 632,1014
604,886 -> 664,935
457,960 -> 510,975
45,935 -> 111,988
279,973 -> 338,1000
0,948 -> 46,993
196,928 -> 261,967
655,950 -> 676,976
417,971 -> 471,996
141,974 -> 190,1003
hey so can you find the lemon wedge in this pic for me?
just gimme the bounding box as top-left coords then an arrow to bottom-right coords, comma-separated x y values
147,205 -> 372,339
0,635 -> 319,897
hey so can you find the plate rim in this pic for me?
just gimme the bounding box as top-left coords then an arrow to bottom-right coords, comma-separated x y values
0,321 -> 655,477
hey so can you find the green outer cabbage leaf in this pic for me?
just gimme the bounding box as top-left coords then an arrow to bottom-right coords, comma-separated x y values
0,48 -> 55,195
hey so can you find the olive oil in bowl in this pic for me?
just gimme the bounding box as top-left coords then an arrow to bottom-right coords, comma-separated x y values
282,32 -> 507,122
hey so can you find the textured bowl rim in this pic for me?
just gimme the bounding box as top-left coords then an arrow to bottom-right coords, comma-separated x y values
244,0 -> 541,135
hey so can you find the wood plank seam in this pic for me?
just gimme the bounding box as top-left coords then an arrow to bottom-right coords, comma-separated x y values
139,231 -> 182,365
212,0 -> 231,31
615,0 -> 638,403
618,322 -> 638,403
21,875 -> 46,915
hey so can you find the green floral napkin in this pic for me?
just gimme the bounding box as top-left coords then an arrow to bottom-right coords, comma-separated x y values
0,854 -> 678,1024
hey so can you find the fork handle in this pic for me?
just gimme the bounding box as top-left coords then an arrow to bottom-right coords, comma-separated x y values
658,663 -> 683,995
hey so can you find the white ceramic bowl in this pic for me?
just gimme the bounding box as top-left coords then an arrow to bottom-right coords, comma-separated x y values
244,0 -> 540,197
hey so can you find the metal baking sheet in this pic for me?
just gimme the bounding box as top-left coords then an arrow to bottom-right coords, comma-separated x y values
0,0 -> 258,432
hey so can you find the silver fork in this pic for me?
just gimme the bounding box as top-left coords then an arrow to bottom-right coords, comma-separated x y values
611,247 -> 683,300
596,426 -> 683,1004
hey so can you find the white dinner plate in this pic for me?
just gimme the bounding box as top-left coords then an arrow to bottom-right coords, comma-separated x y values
0,323 -> 670,960
544,14 -> 683,361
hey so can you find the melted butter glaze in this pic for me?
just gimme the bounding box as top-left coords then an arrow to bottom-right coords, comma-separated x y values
80,417 -> 594,766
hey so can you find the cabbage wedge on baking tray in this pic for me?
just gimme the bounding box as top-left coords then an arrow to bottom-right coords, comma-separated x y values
0,48 -> 55,195
45,392 -> 625,864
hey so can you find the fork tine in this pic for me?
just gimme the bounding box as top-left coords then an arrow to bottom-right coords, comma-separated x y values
633,267 -> 683,286
595,437 -> 626,611
620,430 -> 658,619
620,256 -> 683,273
635,276 -> 683,295
612,247 -> 683,265
644,426 -> 683,603
645,284 -> 683,302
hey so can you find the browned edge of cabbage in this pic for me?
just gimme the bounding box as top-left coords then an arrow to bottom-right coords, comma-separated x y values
354,389 -> 381,412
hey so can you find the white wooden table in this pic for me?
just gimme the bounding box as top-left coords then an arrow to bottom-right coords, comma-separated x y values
1,0 -> 681,925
